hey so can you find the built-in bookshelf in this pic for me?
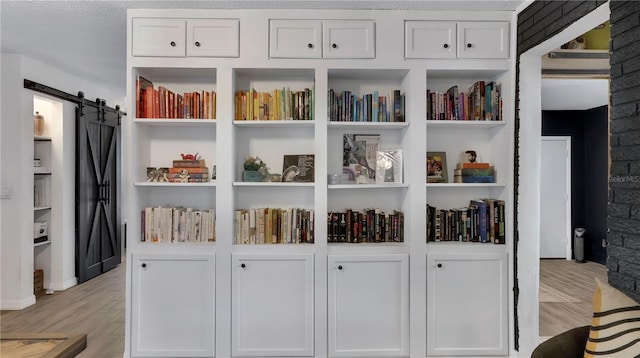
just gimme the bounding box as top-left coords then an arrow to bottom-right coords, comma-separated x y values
126,8 -> 514,358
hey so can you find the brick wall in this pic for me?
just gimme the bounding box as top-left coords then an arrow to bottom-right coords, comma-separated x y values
608,1 -> 640,302
518,1 -> 640,302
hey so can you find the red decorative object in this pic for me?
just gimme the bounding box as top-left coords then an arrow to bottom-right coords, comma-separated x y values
180,153 -> 198,160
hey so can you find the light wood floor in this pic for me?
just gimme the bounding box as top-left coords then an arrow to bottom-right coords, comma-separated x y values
0,258 -> 607,356
0,263 -> 125,358
539,259 -> 608,338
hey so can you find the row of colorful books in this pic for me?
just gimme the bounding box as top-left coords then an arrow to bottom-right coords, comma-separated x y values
234,208 -> 315,244
426,199 -> 505,243
141,206 -> 216,243
234,88 -> 314,121
427,81 -> 502,121
328,209 -> 404,243
328,89 -> 405,122
136,76 -> 216,119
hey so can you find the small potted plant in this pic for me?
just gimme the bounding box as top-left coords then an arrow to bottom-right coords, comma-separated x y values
242,156 -> 282,182
242,156 -> 267,182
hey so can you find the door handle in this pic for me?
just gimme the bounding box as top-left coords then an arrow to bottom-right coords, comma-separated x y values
105,180 -> 110,204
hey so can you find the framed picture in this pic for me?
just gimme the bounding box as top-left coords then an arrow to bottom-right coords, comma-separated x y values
376,149 -> 403,183
427,152 -> 448,183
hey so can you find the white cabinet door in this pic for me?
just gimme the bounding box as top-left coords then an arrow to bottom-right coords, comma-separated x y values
269,20 -> 322,58
186,19 -> 240,57
427,252 -> 508,356
131,253 -> 215,357
457,21 -> 510,59
328,254 -> 409,357
405,21 -> 456,59
232,254 -> 314,357
323,20 -> 375,59
132,18 -> 186,57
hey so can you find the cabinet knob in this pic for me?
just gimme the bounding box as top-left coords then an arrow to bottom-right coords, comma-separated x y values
443,43 -> 449,49
141,263 -> 147,268
170,41 -> 176,47
241,263 -> 246,268
437,263 -> 443,268
307,43 -> 313,49
332,43 -> 337,49
338,265 -> 343,270
195,41 -> 201,47
467,43 -> 472,48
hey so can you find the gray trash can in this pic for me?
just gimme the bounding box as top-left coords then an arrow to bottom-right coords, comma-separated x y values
574,228 -> 586,263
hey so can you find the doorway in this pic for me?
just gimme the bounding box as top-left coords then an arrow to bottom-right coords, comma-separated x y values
540,136 -> 571,259
517,2 -> 610,354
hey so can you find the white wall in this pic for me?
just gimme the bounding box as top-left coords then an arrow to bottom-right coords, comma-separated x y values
0,53 -> 124,310
542,78 -> 609,111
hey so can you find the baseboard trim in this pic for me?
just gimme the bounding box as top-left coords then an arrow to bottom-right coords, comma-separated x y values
49,277 -> 78,291
0,295 -> 36,310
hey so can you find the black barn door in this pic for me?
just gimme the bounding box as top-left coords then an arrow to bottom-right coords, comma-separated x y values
76,102 -> 121,283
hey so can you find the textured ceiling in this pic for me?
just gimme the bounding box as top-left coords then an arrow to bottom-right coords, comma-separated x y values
0,0 -> 528,92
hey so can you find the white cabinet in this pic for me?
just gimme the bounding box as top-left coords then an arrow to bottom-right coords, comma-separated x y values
405,21 -> 456,59
132,18 -> 239,57
232,254 -> 314,357
323,20 -> 375,59
405,21 -> 509,59
131,253 -> 215,357
270,20 -> 375,59
426,252 -> 508,356
186,19 -> 240,57
328,255 -> 409,357
457,22 -> 510,59
269,20 -> 322,58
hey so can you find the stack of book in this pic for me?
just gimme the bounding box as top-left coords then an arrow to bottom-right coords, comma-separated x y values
426,81 -> 502,121
141,206 -> 216,243
328,89 -> 405,122
234,87 -> 314,121
168,159 -> 210,183
426,199 -> 505,244
327,209 -> 404,243
136,76 -> 216,119
234,207 -> 314,244
454,162 -> 495,183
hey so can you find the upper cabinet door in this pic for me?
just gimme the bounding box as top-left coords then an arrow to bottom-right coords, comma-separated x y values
270,20 -> 322,58
457,21 -> 510,59
132,18 -> 186,57
186,19 -> 240,57
323,20 -> 375,59
405,21 -> 456,59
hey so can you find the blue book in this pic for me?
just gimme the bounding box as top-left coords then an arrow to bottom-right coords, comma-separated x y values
372,90 -> 379,122
485,82 -> 494,120
462,175 -> 495,183
470,200 -> 488,243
